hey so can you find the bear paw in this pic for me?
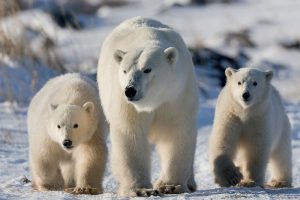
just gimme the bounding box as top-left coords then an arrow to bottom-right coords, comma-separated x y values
215,166 -> 243,187
157,184 -> 184,194
187,181 -> 197,192
266,180 -> 292,188
237,180 -> 257,187
65,187 -> 99,195
135,188 -> 160,197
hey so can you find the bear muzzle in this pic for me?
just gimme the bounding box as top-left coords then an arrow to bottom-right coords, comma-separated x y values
125,86 -> 142,101
62,139 -> 73,149
242,92 -> 250,102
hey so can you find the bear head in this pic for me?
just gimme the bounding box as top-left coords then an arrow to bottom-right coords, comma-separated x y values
46,102 -> 96,152
225,67 -> 273,109
114,45 -> 179,112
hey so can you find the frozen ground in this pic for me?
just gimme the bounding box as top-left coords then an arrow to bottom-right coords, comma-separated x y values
1,100 -> 300,199
1,0 -> 300,199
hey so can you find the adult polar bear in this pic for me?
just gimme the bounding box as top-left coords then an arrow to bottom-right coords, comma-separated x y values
97,17 -> 199,196
209,68 -> 292,188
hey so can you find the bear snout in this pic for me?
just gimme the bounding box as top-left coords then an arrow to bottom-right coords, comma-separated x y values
63,139 -> 73,149
242,92 -> 250,102
125,86 -> 137,99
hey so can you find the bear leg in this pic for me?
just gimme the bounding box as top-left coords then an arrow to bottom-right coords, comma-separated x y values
240,140 -> 269,187
154,125 -> 197,194
267,129 -> 292,188
67,142 -> 107,195
110,126 -> 154,197
31,160 -> 63,191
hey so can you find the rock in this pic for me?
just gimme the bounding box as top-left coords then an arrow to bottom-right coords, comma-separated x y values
189,47 -> 249,86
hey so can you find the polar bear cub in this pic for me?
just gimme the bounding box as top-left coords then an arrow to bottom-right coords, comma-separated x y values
209,67 -> 292,188
97,17 -> 199,196
28,73 -> 107,194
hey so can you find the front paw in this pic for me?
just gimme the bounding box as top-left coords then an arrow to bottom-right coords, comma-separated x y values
65,187 -> 99,195
265,180 -> 292,188
135,188 -> 160,197
215,166 -> 243,187
157,184 -> 183,194
237,180 -> 257,187
154,179 -> 190,194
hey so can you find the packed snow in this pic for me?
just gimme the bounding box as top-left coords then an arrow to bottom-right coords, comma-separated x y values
1,0 -> 300,199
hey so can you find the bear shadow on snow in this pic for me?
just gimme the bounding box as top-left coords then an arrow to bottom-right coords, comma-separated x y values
187,187 -> 300,198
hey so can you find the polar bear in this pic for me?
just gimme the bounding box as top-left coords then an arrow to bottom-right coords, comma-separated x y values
28,73 -> 107,195
209,67 -> 292,188
97,17 -> 199,197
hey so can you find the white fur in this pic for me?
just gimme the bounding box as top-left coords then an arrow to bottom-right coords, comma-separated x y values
28,73 -> 107,194
209,67 -> 292,188
97,17 -> 199,196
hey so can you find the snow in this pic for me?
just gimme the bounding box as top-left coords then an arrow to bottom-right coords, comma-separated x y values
1,0 -> 300,199
1,101 -> 300,199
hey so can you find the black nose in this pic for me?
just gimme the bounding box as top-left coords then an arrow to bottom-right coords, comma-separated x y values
63,139 -> 72,148
125,86 -> 137,98
242,92 -> 250,101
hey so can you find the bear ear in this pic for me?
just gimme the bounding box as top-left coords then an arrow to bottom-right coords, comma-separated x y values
265,70 -> 273,81
164,47 -> 178,65
225,67 -> 236,78
83,101 -> 94,115
49,104 -> 58,112
114,49 -> 126,63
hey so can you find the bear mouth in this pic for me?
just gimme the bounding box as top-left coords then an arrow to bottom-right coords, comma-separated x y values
127,97 -> 142,102
64,146 -> 74,150
126,93 -> 143,102
243,98 -> 252,104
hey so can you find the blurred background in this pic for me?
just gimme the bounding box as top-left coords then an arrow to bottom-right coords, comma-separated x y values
1,0 -> 300,106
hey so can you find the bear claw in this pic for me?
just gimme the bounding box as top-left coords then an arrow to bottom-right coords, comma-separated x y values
215,166 -> 243,187
135,188 -> 161,197
237,180 -> 257,187
65,187 -> 99,195
265,180 -> 291,188
158,184 -> 182,194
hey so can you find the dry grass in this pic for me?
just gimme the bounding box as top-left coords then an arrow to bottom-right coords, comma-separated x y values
0,0 -> 20,18
0,28 -> 33,59
0,0 -> 66,103
0,26 -> 65,73
0,0 -> 25,58
0,0 -> 65,73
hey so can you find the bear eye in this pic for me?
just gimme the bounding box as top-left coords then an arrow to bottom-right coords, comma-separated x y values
73,124 -> 79,128
238,81 -> 241,85
253,81 -> 257,86
143,68 -> 152,74
57,125 -> 61,129
123,70 -> 127,74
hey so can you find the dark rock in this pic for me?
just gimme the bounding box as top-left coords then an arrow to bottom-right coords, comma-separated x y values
20,176 -> 31,184
51,10 -> 81,30
224,29 -> 256,48
31,0 -> 82,29
189,47 -> 249,86
168,0 -> 241,7
280,39 -> 300,50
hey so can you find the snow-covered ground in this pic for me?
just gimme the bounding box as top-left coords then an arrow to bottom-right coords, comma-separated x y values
1,0 -> 300,199
1,101 -> 300,199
